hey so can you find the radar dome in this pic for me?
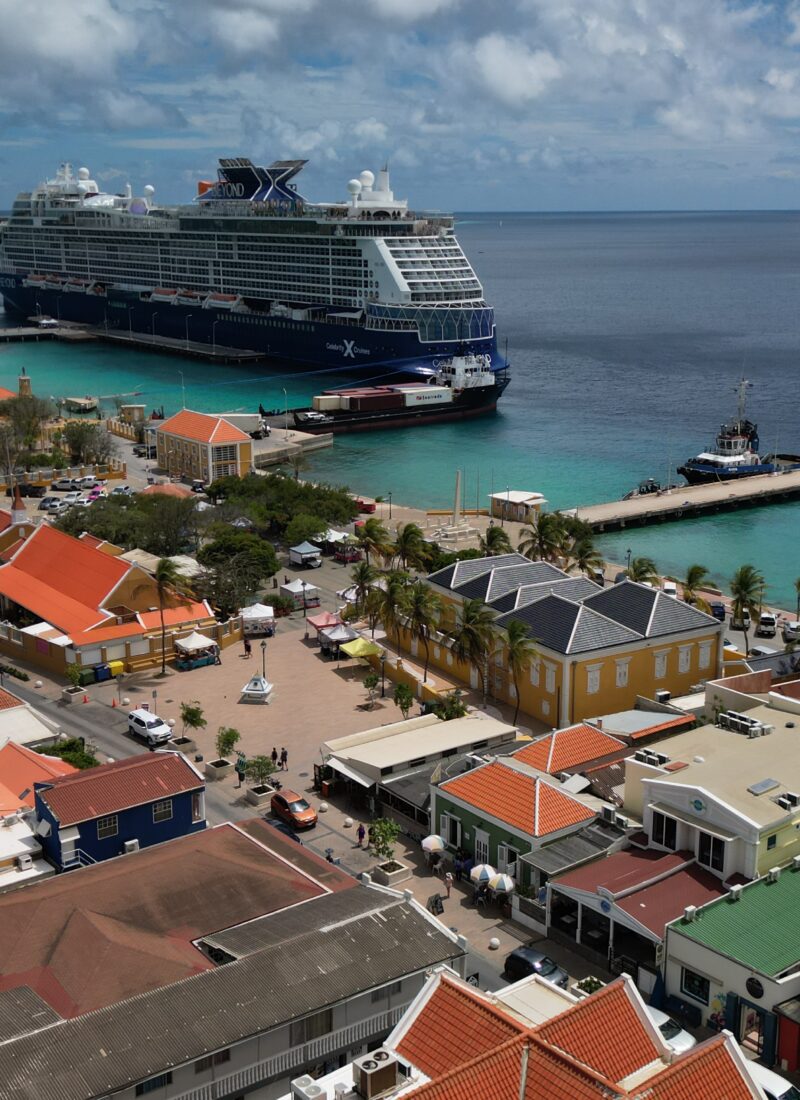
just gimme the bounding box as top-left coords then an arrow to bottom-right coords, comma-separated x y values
143,184 -> 155,197
347,179 -> 362,196
78,167 -> 90,180
359,170 -> 375,189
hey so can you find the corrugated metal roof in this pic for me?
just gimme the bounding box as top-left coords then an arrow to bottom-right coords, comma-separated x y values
521,822 -> 624,876
0,895 -> 463,1100
0,987 -> 61,1040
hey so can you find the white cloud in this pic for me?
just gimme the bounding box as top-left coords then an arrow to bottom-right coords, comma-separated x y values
353,118 -> 388,144
368,0 -> 459,20
472,34 -> 561,106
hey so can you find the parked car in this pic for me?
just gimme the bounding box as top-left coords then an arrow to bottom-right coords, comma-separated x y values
709,601 -> 726,621
5,482 -> 45,498
110,484 -> 132,496
38,496 -> 58,511
87,487 -> 105,501
45,500 -> 70,516
749,645 -> 779,659
747,1061 -> 800,1100
644,1006 -> 697,1055
783,621 -> 800,643
74,475 -> 100,489
132,444 -> 157,458
51,477 -> 76,491
502,945 -> 569,988
127,708 -> 172,747
62,491 -> 82,505
731,609 -> 751,631
190,480 -> 206,494
270,789 -> 318,830
661,580 -> 678,598
756,612 -> 778,638
71,498 -> 91,509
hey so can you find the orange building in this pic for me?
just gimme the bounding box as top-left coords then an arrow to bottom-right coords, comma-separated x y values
155,409 -> 253,483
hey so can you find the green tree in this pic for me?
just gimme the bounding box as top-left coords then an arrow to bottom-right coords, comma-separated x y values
62,421 -> 116,464
284,513 -> 328,548
350,560 -> 378,613
356,516 -> 392,565
504,619 -> 540,725
444,597 -> 496,702
244,755 -> 277,789
363,670 -> 380,708
214,725 -> 241,761
432,689 -> 468,721
179,700 -> 207,739
479,524 -> 513,557
197,530 -> 278,581
370,817 -> 401,862
374,570 -> 408,638
195,553 -> 264,619
626,556 -> 659,585
393,522 -> 428,571
0,394 -> 54,454
567,536 -> 604,578
682,564 -> 711,611
517,512 -> 567,563
401,580 -> 442,682
154,557 -> 194,676
730,563 -> 765,657
393,682 -> 414,719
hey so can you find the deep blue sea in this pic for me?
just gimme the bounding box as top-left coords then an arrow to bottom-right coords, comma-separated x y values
2,210 -> 799,607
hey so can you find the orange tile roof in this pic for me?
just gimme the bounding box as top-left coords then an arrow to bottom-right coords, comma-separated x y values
0,387 -> 17,402
396,976 -> 524,1078
514,724 -> 626,774
641,1035 -> 755,1100
0,688 -> 24,711
0,510 -> 11,533
158,409 -> 250,444
409,1037 -> 527,1100
534,979 -> 662,1083
140,482 -> 194,498
37,753 -> 202,826
0,526 -> 131,634
441,761 -> 595,837
77,533 -> 106,549
0,741 -> 76,811
137,600 -> 212,630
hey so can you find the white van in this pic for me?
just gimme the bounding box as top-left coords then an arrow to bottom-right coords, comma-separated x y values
783,621 -> 800,643
662,580 -> 678,598
747,1060 -> 800,1100
756,612 -> 778,638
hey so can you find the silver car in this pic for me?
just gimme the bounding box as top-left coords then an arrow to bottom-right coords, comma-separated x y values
645,1007 -> 697,1055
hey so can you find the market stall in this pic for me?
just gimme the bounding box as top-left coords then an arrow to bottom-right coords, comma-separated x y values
240,602 -> 276,637
319,623 -> 358,659
288,541 -> 322,569
175,631 -> 219,671
279,578 -> 321,609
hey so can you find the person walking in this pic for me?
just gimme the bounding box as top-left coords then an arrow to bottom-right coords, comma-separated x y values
444,871 -> 453,899
279,746 -> 288,771
356,823 -> 366,847
454,854 -> 464,883
243,637 -> 252,658
271,746 -> 279,769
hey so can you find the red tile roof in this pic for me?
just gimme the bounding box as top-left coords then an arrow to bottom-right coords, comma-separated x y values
0,509 -> 11,533
0,688 -> 24,711
0,741 -> 76,811
37,752 -> 202,826
441,762 -> 595,837
158,409 -> 250,444
534,979 -> 662,1082
140,482 -> 194,498
554,847 -> 694,896
642,1035 -> 756,1099
408,1037 -> 527,1100
137,600 -> 212,630
615,865 -> 724,937
0,387 -> 17,401
514,724 -> 625,774
396,976 -> 524,1078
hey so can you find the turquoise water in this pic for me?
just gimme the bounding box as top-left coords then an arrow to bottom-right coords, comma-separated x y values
3,210 -> 800,608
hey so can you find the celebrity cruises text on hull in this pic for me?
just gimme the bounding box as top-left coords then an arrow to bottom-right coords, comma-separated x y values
0,159 -> 503,376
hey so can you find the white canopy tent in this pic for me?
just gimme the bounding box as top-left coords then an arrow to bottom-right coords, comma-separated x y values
175,630 -> 217,653
280,578 -> 321,607
240,602 -> 275,636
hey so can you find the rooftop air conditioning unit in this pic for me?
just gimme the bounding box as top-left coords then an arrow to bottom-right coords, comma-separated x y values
777,797 -> 792,811
793,855 -> 800,871
615,815 -> 629,829
602,806 -> 617,824
683,905 -> 697,923
123,839 -> 140,854
787,793 -> 800,807
729,884 -> 743,902
762,725 -> 775,736
291,1077 -> 326,1100
634,750 -> 649,763
767,867 -> 781,884
655,753 -> 670,765
3,812 -> 19,827
655,690 -> 671,703
353,1050 -> 399,1100
16,853 -> 32,871
748,727 -> 762,739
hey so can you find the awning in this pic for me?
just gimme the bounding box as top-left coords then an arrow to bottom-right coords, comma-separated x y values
340,638 -> 382,659
320,624 -> 358,644
328,756 -> 373,788
308,611 -> 342,632
240,602 -> 275,621
175,630 -> 216,652
323,529 -> 349,543
281,579 -> 319,596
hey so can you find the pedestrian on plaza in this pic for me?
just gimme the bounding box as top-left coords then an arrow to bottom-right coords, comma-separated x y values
356,823 -> 366,847
214,645 -> 222,665
271,746 -> 279,768
367,825 -> 375,852
431,851 -> 443,877
444,871 -> 453,899
454,854 -> 464,883
243,638 -> 252,658
280,746 -> 288,771
235,757 -> 246,789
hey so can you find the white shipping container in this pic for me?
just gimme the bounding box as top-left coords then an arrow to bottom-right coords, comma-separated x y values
312,395 -> 341,411
403,387 -> 453,407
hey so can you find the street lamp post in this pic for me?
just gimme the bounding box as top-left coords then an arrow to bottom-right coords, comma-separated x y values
127,307 -> 134,338
151,312 -> 159,343
301,580 -> 308,617
387,491 -> 393,520
626,547 -> 632,573
380,652 -> 386,697
283,387 -> 289,441
178,370 -> 186,409
212,319 -> 221,355
260,639 -> 267,679
185,314 -> 193,351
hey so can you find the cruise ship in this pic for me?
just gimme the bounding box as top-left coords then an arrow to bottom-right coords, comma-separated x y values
0,159 -> 504,376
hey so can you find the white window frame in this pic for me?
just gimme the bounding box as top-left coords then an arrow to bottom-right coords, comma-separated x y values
678,645 -> 693,674
474,828 -> 490,865
152,799 -> 173,823
615,657 -> 630,688
530,660 -> 540,687
586,663 -> 602,695
544,663 -> 556,694
654,650 -> 669,679
698,641 -> 712,669
97,814 -> 118,840
439,811 -> 462,850
497,843 -> 520,876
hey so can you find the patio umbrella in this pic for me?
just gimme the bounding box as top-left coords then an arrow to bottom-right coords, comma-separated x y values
421,834 -> 446,853
470,863 -> 496,884
488,872 -> 516,895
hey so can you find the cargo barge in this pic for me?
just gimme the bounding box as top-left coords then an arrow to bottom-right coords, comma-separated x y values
292,354 -> 510,433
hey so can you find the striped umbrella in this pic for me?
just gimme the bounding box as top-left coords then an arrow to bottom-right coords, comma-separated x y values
421,834 -> 446,853
470,863 -> 496,884
489,872 -> 516,895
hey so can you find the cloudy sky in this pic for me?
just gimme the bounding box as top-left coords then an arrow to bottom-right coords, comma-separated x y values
1,0 -> 800,210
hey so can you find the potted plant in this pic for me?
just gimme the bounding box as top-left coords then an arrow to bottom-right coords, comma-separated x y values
363,670 -> 379,709
571,975 -> 606,1000
205,725 -> 240,781
244,755 -> 278,806
369,818 -> 411,887
170,700 -> 206,754
61,663 -> 84,704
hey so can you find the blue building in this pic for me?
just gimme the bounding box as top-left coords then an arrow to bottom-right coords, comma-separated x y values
34,751 -> 206,870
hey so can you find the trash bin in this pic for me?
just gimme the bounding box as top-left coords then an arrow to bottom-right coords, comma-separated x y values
108,659 -> 124,677
78,667 -> 96,686
93,663 -> 112,683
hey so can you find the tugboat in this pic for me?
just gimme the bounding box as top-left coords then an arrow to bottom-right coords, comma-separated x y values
677,379 -> 800,485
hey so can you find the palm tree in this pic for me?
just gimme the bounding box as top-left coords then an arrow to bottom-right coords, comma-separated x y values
393,522 -> 428,571
356,516 -> 391,565
504,619 -> 540,725
626,556 -> 659,585
350,560 -> 377,613
154,557 -> 193,676
517,512 -> 566,564
479,524 -> 513,557
444,598 -> 497,702
730,563 -> 765,657
401,580 -> 442,682
375,570 -> 408,638
682,564 -> 711,611
567,535 -> 604,578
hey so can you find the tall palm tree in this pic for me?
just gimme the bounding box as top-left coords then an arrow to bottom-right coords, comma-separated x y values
730,563 -> 765,657
401,580 -> 442,682
518,512 -> 566,564
479,524 -> 513,557
393,522 -> 428,571
350,560 -> 378,613
504,619 -> 540,725
356,516 -> 391,566
375,569 -> 408,638
626,556 -> 659,585
154,557 -> 193,676
444,598 -> 497,702
682,563 -> 711,611
567,535 -> 604,578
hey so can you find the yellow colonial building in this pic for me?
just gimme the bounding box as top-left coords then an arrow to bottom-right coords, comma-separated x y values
156,409 -> 253,483
416,553 -> 723,725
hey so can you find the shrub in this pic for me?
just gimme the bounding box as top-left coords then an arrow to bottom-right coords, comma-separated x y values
214,725 -> 241,760
37,738 -> 98,770
65,663 -> 82,689
244,755 -> 277,789
370,818 -> 401,862
432,689 -> 467,721
393,682 -> 414,719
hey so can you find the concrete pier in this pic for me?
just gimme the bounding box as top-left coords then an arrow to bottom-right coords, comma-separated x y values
572,469 -> 800,532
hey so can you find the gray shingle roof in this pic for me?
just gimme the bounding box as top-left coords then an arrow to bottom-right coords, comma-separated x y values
0,892 -> 463,1100
496,594 -> 642,654
584,581 -> 718,637
490,575 -> 601,613
427,553 -> 528,592
457,561 -> 567,602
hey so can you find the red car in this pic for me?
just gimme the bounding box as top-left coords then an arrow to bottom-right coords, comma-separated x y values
270,789 -> 318,830
355,498 -> 376,514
